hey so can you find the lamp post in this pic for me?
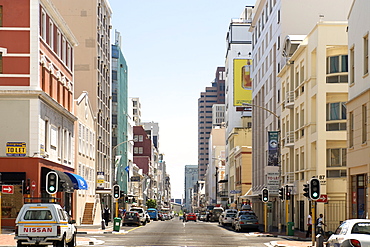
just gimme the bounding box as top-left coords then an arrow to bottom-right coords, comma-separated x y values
242,102 -> 281,233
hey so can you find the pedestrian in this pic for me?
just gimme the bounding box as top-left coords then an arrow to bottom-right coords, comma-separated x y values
316,213 -> 326,236
119,207 -> 124,218
103,205 -> 110,226
306,212 -> 312,238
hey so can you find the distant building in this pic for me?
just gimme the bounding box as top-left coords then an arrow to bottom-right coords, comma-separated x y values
198,67 -> 225,180
184,165 -> 198,211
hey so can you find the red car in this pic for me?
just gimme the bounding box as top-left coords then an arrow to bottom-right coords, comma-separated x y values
185,213 -> 197,222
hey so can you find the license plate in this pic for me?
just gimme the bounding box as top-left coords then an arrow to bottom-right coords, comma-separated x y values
128,218 -> 133,220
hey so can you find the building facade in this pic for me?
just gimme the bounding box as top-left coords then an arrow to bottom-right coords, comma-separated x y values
347,0 -> 370,220
0,0 -> 80,227
250,0 -> 352,229
184,165 -> 198,212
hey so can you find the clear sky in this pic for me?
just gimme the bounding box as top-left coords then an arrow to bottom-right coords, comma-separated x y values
109,0 -> 256,199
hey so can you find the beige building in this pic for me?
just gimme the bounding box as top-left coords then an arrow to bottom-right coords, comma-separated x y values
279,22 -> 348,231
54,0 -> 113,193
74,92 -> 101,225
227,116 -> 252,210
347,0 -> 370,220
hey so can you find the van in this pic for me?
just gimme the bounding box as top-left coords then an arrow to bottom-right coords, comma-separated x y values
147,208 -> 158,221
208,207 -> 224,222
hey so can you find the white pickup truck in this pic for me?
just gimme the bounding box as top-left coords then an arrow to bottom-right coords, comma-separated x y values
14,202 -> 76,247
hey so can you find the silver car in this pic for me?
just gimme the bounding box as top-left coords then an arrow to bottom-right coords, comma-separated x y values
326,219 -> 370,247
219,212 -> 236,226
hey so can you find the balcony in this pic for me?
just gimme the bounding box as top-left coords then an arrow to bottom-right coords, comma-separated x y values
217,191 -> 228,198
285,91 -> 294,108
285,131 -> 294,147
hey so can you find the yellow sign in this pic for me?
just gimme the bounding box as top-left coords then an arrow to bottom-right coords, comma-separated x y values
233,59 -> 252,106
6,142 -> 27,157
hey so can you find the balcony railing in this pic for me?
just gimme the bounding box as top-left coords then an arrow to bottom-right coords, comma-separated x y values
285,91 -> 294,108
217,191 -> 228,198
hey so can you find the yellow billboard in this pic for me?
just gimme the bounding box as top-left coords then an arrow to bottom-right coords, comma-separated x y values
233,59 -> 252,106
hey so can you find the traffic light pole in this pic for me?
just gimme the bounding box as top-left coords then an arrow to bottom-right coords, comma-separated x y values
264,202 -> 267,233
285,198 -> 289,235
312,201 -> 316,246
116,199 -> 119,218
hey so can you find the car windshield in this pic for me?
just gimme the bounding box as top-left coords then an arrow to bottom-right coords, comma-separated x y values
226,213 -> 235,217
351,222 -> 370,234
240,215 -> 257,220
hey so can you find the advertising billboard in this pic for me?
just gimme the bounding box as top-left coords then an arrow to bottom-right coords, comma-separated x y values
233,58 -> 252,106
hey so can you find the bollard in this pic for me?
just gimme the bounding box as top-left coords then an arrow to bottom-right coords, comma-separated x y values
101,219 -> 105,230
316,234 -> 324,247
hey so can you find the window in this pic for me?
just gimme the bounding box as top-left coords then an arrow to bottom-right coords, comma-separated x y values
0,52 -> 2,74
138,147 -> 143,154
134,147 -> 138,154
41,10 -> 46,40
57,30 -> 61,56
349,112 -> 354,147
327,55 -> 348,74
327,148 -> 347,167
0,5 -> 3,27
350,47 -> 355,84
138,135 -> 143,142
326,102 -> 347,120
49,21 -> 54,49
327,170 -> 347,178
363,104 -> 367,143
364,35 -> 369,75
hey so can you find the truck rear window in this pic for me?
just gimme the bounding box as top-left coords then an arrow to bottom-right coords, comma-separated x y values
24,210 -> 52,220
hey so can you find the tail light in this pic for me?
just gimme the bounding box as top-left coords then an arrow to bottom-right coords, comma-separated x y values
57,225 -> 61,236
136,212 -> 139,217
349,239 -> 361,247
240,221 -> 244,224
15,226 -> 18,236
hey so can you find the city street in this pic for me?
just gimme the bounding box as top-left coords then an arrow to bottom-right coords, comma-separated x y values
77,218 -> 286,247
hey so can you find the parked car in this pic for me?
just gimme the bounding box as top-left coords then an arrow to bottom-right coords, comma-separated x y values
219,212 -> 236,226
232,210 -> 257,229
208,207 -> 224,222
122,211 -> 141,226
326,219 -> 370,247
185,213 -> 197,222
234,214 -> 259,232
130,207 -> 147,225
199,212 -> 207,221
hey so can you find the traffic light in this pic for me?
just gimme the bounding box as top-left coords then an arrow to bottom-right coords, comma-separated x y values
310,178 -> 320,200
125,196 -> 129,203
112,184 -> 120,199
262,188 -> 269,202
46,171 -> 58,194
303,183 -> 310,198
24,178 -> 30,194
258,194 -> 262,201
278,187 -> 285,200
285,190 -> 291,200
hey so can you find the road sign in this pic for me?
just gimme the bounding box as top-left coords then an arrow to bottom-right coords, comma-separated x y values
31,180 -> 36,191
317,194 -> 328,203
2,185 -> 14,194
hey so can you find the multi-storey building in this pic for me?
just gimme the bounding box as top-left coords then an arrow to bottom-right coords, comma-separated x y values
184,165 -> 198,211
347,0 -> 370,220
198,67 -> 225,180
279,22 -> 348,232
53,0 -> 113,193
250,0 -> 352,229
0,0 -> 81,227
74,92 -> 99,225
131,97 -> 142,126
111,30 -> 129,196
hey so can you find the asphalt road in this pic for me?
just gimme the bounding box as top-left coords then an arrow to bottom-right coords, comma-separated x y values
78,218 -> 280,246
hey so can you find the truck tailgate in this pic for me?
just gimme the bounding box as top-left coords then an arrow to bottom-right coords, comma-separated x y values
18,224 -> 58,237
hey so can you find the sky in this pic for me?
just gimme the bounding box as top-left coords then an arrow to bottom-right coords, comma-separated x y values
109,0 -> 256,199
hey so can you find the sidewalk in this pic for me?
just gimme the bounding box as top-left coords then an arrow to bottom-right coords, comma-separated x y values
0,223 -> 123,246
265,227 -> 314,247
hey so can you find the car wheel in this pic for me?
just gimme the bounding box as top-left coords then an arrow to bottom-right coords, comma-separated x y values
67,234 -> 76,247
55,236 -> 66,247
142,220 -> 146,226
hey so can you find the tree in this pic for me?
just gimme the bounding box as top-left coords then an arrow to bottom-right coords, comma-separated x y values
146,199 -> 157,209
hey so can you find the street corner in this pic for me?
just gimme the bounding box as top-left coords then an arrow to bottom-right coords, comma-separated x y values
77,237 -> 104,246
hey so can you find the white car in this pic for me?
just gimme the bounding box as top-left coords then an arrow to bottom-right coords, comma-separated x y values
130,207 -> 147,225
326,219 -> 370,247
219,212 -> 236,226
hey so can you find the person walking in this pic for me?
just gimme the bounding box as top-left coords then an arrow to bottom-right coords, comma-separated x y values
103,205 -> 110,226
306,212 -> 312,238
316,213 -> 326,236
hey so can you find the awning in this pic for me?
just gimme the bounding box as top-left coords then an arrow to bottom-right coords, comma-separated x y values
50,169 -> 74,193
64,172 -> 88,190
